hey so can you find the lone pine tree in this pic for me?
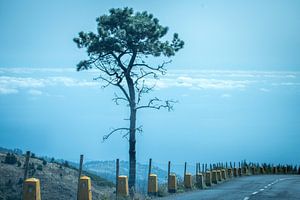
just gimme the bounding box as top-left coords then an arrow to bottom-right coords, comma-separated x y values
74,7 -> 184,190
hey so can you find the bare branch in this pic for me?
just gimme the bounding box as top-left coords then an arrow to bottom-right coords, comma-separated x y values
134,68 -> 158,85
136,97 -> 178,111
102,125 -> 143,142
113,93 -> 129,106
132,60 -> 172,75
102,128 -> 130,141
136,80 -> 156,104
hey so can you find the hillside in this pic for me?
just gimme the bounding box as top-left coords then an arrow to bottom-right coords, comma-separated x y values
84,160 -> 168,184
0,152 -> 114,200
84,160 -> 169,193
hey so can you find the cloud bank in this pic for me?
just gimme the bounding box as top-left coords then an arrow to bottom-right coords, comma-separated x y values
0,68 -> 299,95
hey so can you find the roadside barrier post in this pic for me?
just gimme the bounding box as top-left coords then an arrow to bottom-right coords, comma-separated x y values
212,170 -> 218,184
184,173 -> 192,189
23,178 -> 41,200
117,176 -> 129,197
217,170 -> 222,181
205,171 -> 212,187
196,173 -> 205,189
233,168 -> 238,177
78,176 -> 92,200
221,169 -> 226,180
148,174 -> 158,196
168,174 -> 177,193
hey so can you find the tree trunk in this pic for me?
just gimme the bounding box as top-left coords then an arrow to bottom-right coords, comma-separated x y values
126,74 -> 137,190
128,107 -> 136,190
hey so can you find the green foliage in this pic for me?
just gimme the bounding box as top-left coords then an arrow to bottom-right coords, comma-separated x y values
74,7 -> 184,71
37,164 -> 43,171
17,178 -> 23,185
4,153 -> 18,165
42,159 -> 47,166
63,161 -> 69,168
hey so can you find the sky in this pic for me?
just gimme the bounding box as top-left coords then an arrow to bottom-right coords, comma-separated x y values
0,0 -> 300,168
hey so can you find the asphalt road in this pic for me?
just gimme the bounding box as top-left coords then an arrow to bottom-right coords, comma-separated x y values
159,175 -> 300,200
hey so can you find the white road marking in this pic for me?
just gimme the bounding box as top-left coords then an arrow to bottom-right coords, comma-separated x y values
243,176 -> 290,200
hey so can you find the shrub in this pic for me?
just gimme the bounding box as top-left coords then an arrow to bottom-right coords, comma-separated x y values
17,178 -> 23,185
37,164 -> 43,171
42,159 -> 47,166
4,153 -> 18,165
63,161 -> 69,168
5,179 -> 13,188
17,161 -> 22,167
29,163 -> 35,169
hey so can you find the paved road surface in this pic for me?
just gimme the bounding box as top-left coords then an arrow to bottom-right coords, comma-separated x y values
159,175 -> 300,200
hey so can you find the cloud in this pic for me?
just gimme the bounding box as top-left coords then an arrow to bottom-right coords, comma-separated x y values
221,94 -> 232,98
146,76 -> 250,90
0,75 -> 98,95
0,68 -> 299,95
28,89 -> 43,96
0,87 -> 18,94
259,88 -> 270,92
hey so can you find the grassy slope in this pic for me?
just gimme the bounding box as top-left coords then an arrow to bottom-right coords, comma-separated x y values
0,152 -> 114,200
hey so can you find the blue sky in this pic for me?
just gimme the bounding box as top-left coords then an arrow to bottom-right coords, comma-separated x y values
0,1 -> 300,167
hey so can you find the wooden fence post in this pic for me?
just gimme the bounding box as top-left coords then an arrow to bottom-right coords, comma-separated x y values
168,161 -> 171,181
77,154 -> 84,200
148,158 -> 152,176
116,158 -> 119,199
23,151 -> 30,181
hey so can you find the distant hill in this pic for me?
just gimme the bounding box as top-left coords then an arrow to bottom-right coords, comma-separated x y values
0,150 -> 114,200
83,160 -> 169,193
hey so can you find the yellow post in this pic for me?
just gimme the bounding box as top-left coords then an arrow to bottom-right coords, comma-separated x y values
227,168 -> 233,178
212,170 -> 218,184
260,167 -> 265,174
168,174 -> 177,193
284,166 -> 288,174
238,168 -> 242,176
78,176 -> 92,200
184,173 -> 192,189
196,173 -> 204,189
23,178 -> 41,200
217,170 -> 222,181
242,167 -> 248,175
251,166 -> 256,175
117,176 -> 129,197
205,171 -> 212,187
233,168 -> 238,177
273,167 -> 278,174
148,174 -> 158,195
221,169 -> 226,180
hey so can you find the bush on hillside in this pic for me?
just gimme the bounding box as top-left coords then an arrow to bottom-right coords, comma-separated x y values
42,159 -> 47,166
4,153 -> 18,165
